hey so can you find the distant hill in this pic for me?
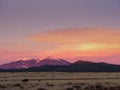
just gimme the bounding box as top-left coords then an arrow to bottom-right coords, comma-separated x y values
69,60 -> 120,72
0,59 -> 120,72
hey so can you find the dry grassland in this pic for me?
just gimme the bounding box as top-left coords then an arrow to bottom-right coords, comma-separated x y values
0,72 -> 120,90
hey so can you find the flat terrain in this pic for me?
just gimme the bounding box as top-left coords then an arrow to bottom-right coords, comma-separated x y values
0,72 -> 120,90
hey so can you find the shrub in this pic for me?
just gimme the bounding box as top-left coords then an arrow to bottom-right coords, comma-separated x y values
14,83 -> 21,87
95,85 -> 103,90
37,88 -> 46,90
22,79 -> 29,82
0,85 -> 6,88
66,87 -> 74,90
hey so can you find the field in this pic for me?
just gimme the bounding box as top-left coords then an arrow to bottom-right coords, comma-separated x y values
0,72 -> 120,90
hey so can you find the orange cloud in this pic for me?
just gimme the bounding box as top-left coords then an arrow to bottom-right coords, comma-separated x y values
30,28 -> 120,57
30,28 -> 120,44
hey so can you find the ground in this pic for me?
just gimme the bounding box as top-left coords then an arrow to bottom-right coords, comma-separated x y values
0,72 -> 120,90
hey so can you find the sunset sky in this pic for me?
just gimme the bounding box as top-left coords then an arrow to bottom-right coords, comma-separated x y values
0,0 -> 120,64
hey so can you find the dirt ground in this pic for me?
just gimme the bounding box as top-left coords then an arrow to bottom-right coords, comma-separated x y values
0,72 -> 120,90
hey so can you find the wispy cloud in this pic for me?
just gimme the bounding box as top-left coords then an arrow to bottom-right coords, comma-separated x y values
30,28 -> 120,55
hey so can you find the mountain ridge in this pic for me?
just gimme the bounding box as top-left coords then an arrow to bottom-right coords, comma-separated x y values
0,58 -> 120,72
0,58 -> 71,69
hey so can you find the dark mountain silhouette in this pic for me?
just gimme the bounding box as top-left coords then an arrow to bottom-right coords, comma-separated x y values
72,60 -> 95,64
0,59 -> 120,72
69,60 -> 120,72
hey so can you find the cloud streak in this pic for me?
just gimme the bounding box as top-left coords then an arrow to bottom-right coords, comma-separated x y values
31,28 -> 120,43
30,28 -> 120,53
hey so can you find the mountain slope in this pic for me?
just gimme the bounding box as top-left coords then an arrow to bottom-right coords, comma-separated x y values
5,60 -> 120,72
0,59 -> 38,69
0,58 -> 71,69
38,58 -> 71,66
1,59 -> 120,72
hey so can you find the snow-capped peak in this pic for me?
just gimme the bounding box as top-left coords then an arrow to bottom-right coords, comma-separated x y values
16,57 -> 32,61
0,58 -> 71,69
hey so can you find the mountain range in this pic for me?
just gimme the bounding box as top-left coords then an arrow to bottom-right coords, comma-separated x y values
0,58 -> 120,72
0,58 -> 71,69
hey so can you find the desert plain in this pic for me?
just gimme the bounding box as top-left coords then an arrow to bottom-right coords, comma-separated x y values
0,72 -> 120,90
